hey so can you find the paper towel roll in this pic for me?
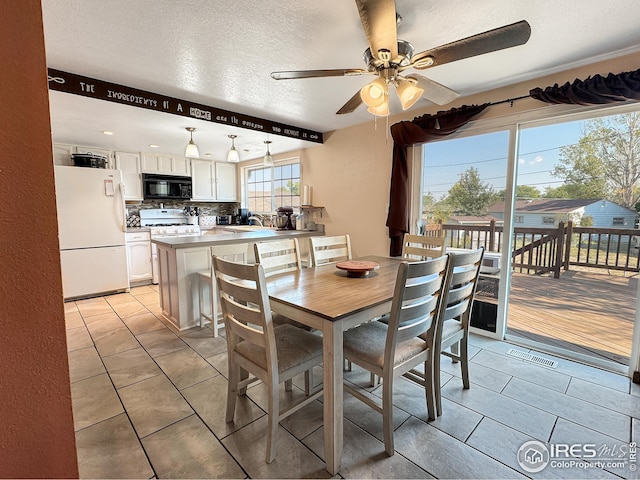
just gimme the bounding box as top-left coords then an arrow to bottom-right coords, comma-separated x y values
302,184 -> 312,205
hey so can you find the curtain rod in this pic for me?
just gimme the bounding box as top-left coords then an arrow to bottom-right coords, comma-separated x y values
487,94 -> 531,108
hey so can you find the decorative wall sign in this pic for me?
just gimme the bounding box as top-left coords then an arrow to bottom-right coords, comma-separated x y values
47,68 -> 323,144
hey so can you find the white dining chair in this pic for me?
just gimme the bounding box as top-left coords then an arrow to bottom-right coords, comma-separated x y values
196,243 -> 249,336
401,233 -> 447,260
214,256 -> 323,464
342,255 -> 453,455
404,247 -> 484,416
309,234 -> 352,267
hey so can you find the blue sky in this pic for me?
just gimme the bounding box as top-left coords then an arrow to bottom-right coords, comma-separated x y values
422,120 -> 585,199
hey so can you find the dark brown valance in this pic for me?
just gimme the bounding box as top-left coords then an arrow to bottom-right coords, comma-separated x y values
530,68 -> 640,105
386,104 -> 489,256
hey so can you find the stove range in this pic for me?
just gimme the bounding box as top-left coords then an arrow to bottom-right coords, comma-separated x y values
140,209 -> 200,235
140,209 -> 201,284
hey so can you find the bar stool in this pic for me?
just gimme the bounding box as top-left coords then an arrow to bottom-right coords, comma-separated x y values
197,243 -> 249,336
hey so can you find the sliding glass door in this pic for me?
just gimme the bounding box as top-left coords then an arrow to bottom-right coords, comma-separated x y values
417,104 -> 640,374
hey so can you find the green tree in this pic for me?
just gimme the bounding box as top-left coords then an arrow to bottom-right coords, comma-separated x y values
552,112 -> 640,208
497,185 -> 541,199
445,167 -> 496,215
422,192 -> 453,224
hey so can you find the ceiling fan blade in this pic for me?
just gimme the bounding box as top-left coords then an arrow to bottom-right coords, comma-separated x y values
407,74 -> 461,106
336,89 -> 364,114
355,0 -> 398,61
406,20 -> 531,70
271,68 -> 369,80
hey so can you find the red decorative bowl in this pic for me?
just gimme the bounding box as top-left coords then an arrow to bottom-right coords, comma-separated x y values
336,260 -> 380,277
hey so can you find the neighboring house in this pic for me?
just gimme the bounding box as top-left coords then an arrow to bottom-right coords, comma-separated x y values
487,199 -> 638,229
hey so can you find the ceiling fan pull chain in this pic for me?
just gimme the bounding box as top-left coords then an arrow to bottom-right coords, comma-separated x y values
386,114 -> 389,145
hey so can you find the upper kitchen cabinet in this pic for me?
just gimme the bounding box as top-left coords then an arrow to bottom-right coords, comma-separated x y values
114,151 -> 143,201
215,161 -> 237,201
191,159 -> 216,201
191,160 -> 237,202
52,143 -> 74,165
141,153 -> 191,176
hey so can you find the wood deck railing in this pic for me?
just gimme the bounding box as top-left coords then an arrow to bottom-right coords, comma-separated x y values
424,221 -> 640,277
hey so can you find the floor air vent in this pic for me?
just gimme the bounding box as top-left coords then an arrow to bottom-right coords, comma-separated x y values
506,348 -> 559,369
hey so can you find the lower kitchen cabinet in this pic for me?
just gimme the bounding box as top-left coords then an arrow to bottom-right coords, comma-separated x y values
126,231 -> 152,285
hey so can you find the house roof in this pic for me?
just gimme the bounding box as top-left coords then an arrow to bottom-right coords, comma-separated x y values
487,199 -> 601,214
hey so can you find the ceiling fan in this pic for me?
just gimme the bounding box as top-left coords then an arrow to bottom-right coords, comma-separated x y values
271,0 -> 531,116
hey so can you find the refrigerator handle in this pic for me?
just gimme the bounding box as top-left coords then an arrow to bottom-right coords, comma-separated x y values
119,182 -> 127,232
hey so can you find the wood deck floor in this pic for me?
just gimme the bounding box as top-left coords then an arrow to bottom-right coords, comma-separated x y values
504,270 -> 637,366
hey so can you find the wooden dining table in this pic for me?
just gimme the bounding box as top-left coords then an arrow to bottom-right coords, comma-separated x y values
265,255 -> 402,475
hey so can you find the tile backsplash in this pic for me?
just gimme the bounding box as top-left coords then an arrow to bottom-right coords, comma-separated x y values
126,200 -> 239,226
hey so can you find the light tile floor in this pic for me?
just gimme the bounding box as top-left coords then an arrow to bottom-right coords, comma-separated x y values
66,286 -> 640,479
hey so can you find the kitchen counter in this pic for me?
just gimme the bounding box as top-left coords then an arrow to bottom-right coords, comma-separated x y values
152,227 -> 322,249
153,228 -> 323,330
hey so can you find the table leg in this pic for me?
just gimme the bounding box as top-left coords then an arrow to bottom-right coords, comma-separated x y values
322,321 -> 343,475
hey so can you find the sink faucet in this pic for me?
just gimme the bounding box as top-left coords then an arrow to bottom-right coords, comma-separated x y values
247,215 -> 263,227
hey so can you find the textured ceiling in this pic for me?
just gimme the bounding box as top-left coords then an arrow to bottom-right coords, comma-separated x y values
42,0 -> 640,161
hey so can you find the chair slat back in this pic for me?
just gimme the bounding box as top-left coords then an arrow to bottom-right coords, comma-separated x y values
254,239 -> 302,277
386,255 -> 452,347
213,256 -> 278,372
442,248 -> 484,325
309,234 -> 352,267
401,234 -> 447,261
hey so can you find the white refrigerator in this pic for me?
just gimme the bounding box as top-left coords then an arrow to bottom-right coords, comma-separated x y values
54,166 -> 129,299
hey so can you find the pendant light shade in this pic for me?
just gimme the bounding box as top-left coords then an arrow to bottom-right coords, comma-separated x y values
263,140 -> 274,166
396,78 -> 424,110
226,134 -> 240,163
360,77 -> 388,108
367,99 -> 389,117
184,127 -> 200,158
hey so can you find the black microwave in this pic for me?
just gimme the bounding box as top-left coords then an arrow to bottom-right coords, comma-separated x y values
142,174 -> 192,200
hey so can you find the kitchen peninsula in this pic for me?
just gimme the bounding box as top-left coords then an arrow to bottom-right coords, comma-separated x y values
152,228 -> 324,330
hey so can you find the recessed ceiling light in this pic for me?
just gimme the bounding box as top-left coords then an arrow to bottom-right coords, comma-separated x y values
102,130 -> 114,135
148,144 -> 159,148
205,153 -> 212,157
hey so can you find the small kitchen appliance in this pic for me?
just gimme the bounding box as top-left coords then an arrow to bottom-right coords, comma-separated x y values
275,206 -> 295,230
142,173 -> 192,200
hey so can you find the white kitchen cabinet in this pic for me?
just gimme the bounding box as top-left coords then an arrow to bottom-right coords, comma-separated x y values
191,159 -> 216,201
215,162 -> 237,201
191,160 -> 237,201
74,146 -> 113,168
114,152 -> 143,201
52,143 -> 74,165
141,153 -> 191,176
126,231 -> 152,285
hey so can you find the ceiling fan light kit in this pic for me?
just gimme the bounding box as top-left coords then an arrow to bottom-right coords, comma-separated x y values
263,140 -> 274,166
270,0 -> 530,117
226,134 -> 240,163
184,127 -> 200,158
396,78 -> 424,110
360,77 -> 388,108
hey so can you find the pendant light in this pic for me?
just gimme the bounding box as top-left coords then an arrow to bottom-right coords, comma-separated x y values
184,127 -> 200,158
263,140 -> 274,166
226,134 -> 240,163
